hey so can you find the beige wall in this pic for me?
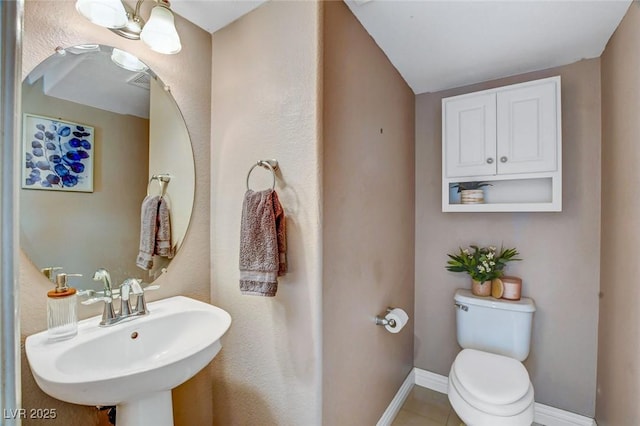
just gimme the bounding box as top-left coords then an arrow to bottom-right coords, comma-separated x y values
149,77 -> 194,256
415,59 -> 602,417
21,1 -> 212,425
598,3 -> 640,424
21,79 -> 148,286
210,1 -> 323,425
322,2 -> 415,425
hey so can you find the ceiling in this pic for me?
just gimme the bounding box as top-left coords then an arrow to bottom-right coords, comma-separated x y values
26,46 -> 151,118
343,0 -> 632,93
171,0 -> 631,94
171,0 -> 267,33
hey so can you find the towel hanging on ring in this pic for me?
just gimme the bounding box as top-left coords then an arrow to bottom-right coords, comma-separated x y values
239,159 -> 287,296
137,174 -> 174,270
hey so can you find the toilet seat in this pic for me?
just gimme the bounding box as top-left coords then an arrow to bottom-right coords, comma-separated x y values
448,349 -> 535,425
454,349 -> 530,405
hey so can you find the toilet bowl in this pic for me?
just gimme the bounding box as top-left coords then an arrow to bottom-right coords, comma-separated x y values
448,349 -> 534,426
448,289 -> 536,426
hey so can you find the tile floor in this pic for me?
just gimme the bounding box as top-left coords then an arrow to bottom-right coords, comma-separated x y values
391,386 -> 543,426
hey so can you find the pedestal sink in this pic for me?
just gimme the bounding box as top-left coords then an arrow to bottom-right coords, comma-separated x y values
25,296 -> 231,426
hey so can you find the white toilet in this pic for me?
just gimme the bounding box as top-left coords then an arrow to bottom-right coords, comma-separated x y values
448,289 -> 536,426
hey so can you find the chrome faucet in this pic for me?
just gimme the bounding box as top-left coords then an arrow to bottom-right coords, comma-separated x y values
90,268 -> 116,325
92,268 -> 112,297
81,271 -> 155,326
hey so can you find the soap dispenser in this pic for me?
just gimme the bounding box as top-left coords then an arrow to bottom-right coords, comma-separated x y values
47,272 -> 81,341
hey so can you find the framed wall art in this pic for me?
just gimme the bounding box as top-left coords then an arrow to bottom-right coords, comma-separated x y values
22,113 -> 94,192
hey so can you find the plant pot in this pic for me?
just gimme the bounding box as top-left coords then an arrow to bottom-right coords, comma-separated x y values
460,189 -> 484,204
471,279 -> 491,297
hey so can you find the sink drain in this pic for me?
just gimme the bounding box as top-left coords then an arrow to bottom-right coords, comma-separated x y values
130,331 -> 139,339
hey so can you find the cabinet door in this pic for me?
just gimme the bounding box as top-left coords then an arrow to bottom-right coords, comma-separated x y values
496,79 -> 558,175
443,93 -> 496,178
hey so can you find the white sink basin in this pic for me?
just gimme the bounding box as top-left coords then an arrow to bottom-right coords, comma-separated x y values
25,296 -> 231,426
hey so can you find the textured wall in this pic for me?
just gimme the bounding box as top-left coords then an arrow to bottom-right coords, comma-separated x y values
598,3 -> 640,424
322,2 -> 415,425
21,1 -> 212,425
415,59 -> 602,417
210,1 -> 323,425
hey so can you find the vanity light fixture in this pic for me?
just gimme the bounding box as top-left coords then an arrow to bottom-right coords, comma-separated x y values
75,0 -> 182,55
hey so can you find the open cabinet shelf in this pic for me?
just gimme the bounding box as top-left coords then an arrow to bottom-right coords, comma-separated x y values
443,175 -> 561,212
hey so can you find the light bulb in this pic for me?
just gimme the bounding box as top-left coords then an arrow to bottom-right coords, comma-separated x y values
75,0 -> 127,29
140,6 -> 182,55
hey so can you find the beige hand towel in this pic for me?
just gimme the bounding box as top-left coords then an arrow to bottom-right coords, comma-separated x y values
239,189 -> 287,296
155,197 -> 173,258
136,195 -> 161,270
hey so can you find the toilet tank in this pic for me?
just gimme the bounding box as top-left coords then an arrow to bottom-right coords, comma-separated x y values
454,288 -> 536,361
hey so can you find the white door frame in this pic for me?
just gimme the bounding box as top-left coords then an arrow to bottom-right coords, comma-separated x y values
1,1 -> 23,424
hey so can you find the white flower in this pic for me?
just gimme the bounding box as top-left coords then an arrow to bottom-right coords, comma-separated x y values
486,252 -> 494,260
489,261 -> 495,266
477,265 -> 485,273
462,249 -> 470,255
483,261 -> 489,268
489,246 -> 496,252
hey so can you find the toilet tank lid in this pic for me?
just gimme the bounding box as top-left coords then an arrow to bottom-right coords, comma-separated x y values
454,289 -> 536,313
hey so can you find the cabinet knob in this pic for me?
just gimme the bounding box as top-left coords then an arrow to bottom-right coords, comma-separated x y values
486,158 -> 494,164
500,156 -> 508,163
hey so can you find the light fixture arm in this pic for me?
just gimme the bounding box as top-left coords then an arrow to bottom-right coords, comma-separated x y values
109,0 -> 172,41
133,0 -> 144,17
127,0 -> 171,21
110,0 -> 145,40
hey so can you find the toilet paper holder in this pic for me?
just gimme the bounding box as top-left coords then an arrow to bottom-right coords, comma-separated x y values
375,307 -> 396,327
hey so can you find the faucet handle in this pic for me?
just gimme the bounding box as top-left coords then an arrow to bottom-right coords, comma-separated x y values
119,280 -> 137,316
130,279 -> 144,295
143,284 -> 160,291
131,281 -> 157,315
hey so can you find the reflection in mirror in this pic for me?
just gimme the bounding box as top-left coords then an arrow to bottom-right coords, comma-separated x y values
20,45 -> 195,291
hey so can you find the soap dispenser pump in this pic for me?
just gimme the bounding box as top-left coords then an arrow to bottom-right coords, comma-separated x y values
47,272 -> 81,341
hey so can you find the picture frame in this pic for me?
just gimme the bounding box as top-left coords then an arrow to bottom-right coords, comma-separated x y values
22,113 -> 94,192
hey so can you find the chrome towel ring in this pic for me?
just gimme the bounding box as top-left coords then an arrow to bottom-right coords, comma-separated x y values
147,174 -> 171,197
246,159 -> 279,191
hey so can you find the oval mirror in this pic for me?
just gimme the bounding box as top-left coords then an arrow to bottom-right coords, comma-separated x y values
20,44 -> 195,290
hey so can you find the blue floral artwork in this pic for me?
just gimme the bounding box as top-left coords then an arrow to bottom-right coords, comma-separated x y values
22,114 -> 94,192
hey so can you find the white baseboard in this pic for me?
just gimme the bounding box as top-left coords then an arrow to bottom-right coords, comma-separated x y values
414,368 -> 449,394
376,369 -> 415,426
533,403 -> 597,426
379,367 -> 597,426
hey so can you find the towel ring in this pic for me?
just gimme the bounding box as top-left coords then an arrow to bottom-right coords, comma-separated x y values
246,159 -> 279,191
147,174 -> 171,197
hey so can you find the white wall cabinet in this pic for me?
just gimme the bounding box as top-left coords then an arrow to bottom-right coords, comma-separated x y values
442,76 -> 562,212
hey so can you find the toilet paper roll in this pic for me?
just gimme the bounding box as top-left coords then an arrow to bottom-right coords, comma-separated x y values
384,308 -> 409,333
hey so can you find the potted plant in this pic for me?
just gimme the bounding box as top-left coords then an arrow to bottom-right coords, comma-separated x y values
452,181 -> 492,204
445,245 -> 520,296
